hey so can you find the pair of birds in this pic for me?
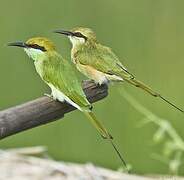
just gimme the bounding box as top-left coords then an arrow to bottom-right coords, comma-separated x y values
8,27 -> 183,168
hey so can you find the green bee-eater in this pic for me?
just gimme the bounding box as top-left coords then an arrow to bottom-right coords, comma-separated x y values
8,37 -> 127,168
54,27 -> 183,113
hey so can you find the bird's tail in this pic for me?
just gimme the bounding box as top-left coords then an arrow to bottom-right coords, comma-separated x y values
83,111 -> 128,169
124,78 -> 184,113
84,111 -> 112,139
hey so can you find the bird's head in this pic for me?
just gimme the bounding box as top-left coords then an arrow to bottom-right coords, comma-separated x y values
54,27 -> 97,47
8,37 -> 56,61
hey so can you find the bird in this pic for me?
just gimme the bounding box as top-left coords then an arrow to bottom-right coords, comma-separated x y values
54,27 -> 183,113
8,37 -> 128,168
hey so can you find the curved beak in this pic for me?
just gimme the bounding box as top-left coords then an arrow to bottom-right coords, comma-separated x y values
53,30 -> 74,36
7,42 -> 27,48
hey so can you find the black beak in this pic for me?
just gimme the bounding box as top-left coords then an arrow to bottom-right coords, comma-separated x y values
7,42 -> 27,48
53,30 -> 74,36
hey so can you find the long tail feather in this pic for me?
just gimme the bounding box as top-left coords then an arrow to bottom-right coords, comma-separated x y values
84,111 -> 112,139
109,139 -> 128,168
125,78 -> 184,113
83,111 -> 128,169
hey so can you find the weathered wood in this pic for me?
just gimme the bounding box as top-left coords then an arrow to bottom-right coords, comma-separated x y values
0,80 -> 108,139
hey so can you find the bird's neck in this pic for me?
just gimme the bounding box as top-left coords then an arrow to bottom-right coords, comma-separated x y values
72,41 -> 96,54
34,51 -> 58,77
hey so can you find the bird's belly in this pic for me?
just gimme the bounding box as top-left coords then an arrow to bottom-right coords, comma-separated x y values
76,64 -> 123,84
106,74 -> 124,82
47,83 -> 82,111
76,64 -> 108,85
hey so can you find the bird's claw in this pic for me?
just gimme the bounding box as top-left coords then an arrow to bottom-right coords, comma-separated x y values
44,93 -> 53,98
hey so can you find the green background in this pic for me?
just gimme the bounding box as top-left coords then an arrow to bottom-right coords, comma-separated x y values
0,0 -> 184,175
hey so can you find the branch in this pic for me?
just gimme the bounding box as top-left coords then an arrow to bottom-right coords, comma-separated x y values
1,146 -> 182,180
0,80 -> 108,139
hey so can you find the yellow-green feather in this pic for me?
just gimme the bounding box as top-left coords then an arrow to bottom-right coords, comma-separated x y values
37,51 -> 91,110
72,42 -> 133,80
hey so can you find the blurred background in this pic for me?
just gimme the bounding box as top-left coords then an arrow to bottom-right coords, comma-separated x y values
0,0 -> 184,176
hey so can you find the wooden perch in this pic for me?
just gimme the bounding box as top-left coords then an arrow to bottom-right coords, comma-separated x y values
0,80 -> 108,140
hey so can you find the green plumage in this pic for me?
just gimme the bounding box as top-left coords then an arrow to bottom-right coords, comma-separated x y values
35,51 -> 112,139
73,42 -> 133,80
38,51 -> 91,110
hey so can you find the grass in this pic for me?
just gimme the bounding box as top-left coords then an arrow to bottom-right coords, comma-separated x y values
118,88 -> 184,175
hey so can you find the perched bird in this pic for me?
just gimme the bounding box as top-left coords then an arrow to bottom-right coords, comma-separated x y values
54,27 -> 183,113
8,37 -> 127,168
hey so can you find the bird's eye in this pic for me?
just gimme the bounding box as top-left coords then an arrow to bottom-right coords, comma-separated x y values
74,32 -> 83,36
74,32 -> 87,41
27,44 -> 47,52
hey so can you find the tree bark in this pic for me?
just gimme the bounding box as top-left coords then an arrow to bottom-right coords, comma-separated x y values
0,80 -> 108,139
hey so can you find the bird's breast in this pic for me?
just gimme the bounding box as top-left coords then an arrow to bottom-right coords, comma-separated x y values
76,63 -> 108,85
34,60 -> 44,77
71,51 -> 78,64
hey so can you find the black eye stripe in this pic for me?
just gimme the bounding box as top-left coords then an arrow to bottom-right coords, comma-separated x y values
74,32 -> 83,36
27,44 -> 47,52
74,32 -> 87,40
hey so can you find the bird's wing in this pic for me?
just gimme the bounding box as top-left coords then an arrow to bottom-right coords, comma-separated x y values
42,53 -> 91,110
76,44 -> 134,79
